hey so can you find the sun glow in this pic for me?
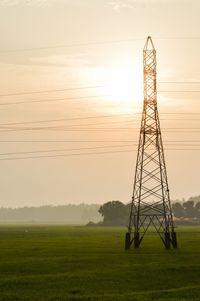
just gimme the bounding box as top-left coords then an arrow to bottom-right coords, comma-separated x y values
83,58 -> 143,113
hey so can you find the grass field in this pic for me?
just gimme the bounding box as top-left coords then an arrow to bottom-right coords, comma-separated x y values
0,226 -> 200,301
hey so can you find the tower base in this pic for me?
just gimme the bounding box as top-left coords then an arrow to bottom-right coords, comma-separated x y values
171,231 -> 178,248
125,232 -> 131,250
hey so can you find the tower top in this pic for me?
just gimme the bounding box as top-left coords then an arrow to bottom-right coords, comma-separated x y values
143,36 -> 155,51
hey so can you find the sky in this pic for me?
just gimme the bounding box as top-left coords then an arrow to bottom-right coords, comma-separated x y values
0,0 -> 199,207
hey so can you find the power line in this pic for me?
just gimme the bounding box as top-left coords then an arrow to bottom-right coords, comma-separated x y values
166,148 -> 200,150
2,114 -> 200,127
0,148 -> 199,162
0,92 -> 199,107
1,114 -> 200,127
0,114 -> 134,127
1,118 -> 199,128
3,126 -> 200,133
0,94 -> 110,106
161,118 -> 200,121
1,140 -> 200,143
0,140 -> 139,143
159,90 -> 200,93
0,149 -> 136,161
0,38 -> 143,54
0,144 -> 136,157
0,37 -> 199,54
0,85 -> 105,97
159,82 -> 200,84
155,37 -> 200,40
0,119 -> 135,127
0,143 -> 200,157
0,81 -> 199,98
160,112 -> 200,115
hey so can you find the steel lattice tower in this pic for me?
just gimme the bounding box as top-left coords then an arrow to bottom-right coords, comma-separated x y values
125,36 -> 177,249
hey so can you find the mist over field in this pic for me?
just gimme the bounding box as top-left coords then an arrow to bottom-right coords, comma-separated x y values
0,204 -> 102,224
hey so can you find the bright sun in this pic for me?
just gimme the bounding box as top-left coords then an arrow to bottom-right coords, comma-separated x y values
83,57 -> 143,114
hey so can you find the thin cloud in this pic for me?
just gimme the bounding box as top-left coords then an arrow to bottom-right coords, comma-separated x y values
108,0 -> 186,10
108,0 -> 145,10
30,53 -> 90,68
0,0 -> 70,7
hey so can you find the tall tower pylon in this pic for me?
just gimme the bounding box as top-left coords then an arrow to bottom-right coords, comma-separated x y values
125,36 -> 177,249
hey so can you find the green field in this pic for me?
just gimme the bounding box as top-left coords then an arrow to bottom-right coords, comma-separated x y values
0,226 -> 200,301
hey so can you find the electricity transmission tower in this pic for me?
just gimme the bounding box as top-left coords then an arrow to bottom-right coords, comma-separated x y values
125,36 -> 177,249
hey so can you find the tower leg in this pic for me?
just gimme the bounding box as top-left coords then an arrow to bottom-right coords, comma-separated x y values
164,232 -> 171,249
171,231 -> 177,249
134,232 -> 140,248
125,232 -> 131,250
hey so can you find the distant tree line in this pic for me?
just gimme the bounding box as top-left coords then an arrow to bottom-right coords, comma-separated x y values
0,204 -> 101,224
1,196 -> 200,225
97,196 -> 200,226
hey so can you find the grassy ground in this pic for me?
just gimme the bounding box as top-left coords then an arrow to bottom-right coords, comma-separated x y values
0,226 -> 200,301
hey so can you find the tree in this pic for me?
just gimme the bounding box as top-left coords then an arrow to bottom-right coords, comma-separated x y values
172,202 -> 185,218
99,201 -> 127,226
188,196 -> 200,203
183,201 -> 197,218
195,202 -> 200,218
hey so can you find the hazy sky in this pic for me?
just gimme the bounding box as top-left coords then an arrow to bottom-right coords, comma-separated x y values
0,0 -> 199,207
